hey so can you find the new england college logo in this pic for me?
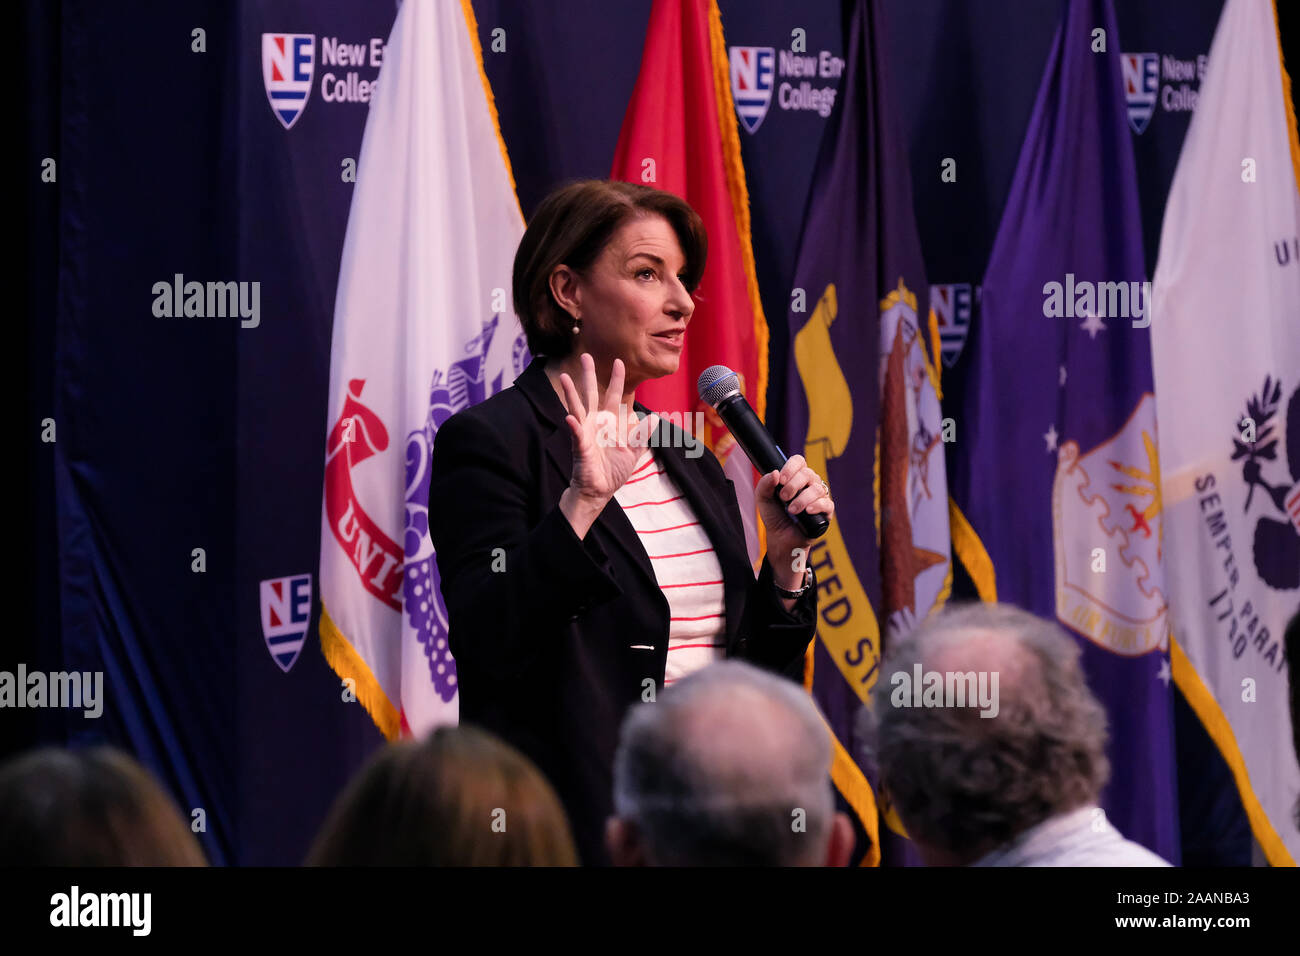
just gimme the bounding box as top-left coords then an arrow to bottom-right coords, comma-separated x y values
930,283 -> 974,368
1233,376 -> 1300,590
260,574 -> 312,672
263,33 -> 315,129
730,46 -> 775,133
1122,53 -> 1159,134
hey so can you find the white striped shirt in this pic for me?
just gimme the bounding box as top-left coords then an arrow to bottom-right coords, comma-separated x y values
614,444 -> 727,685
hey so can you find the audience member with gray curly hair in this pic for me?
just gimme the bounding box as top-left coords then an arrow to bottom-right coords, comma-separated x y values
607,660 -> 853,866
864,602 -> 1170,866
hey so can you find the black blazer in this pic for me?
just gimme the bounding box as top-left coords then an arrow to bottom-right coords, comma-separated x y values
427,356 -> 818,865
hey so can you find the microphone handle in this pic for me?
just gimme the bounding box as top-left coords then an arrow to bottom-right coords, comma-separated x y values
715,394 -> 830,540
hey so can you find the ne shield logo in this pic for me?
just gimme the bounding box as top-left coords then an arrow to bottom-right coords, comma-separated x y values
260,574 -> 312,672
1122,53 -> 1159,134
263,33 -> 316,129
931,283 -> 974,368
730,46 -> 776,133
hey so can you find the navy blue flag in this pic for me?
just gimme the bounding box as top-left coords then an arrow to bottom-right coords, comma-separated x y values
781,0 -> 955,866
947,0 -> 1179,861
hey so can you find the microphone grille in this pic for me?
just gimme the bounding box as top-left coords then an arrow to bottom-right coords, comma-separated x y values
697,365 -> 741,409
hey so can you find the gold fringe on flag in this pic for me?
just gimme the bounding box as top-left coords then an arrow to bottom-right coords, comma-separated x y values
319,603 -> 402,741
1172,636 -> 1295,866
1273,0 -> 1300,191
458,0 -> 524,227
706,0 -> 770,423
949,498 -> 997,602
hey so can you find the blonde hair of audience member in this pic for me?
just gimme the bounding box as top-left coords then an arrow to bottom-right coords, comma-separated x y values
307,724 -> 578,866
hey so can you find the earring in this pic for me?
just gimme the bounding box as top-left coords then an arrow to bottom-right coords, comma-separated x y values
572,316 -> 581,334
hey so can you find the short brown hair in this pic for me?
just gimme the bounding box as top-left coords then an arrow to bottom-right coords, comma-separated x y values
0,747 -> 209,865
512,179 -> 708,358
306,724 -> 578,866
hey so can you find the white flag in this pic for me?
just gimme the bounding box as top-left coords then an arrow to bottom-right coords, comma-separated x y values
1151,0 -> 1300,865
319,0 -> 526,739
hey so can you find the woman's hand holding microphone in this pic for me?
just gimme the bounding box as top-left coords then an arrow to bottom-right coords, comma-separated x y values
755,457 -> 834,596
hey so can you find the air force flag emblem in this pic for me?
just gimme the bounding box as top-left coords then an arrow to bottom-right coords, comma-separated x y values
730,46 -> 775,134
260,574 -> 312,672
1122,53 -> 1159,134
262,33 -> 316,130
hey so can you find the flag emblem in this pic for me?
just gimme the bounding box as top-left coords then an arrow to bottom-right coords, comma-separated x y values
929,283 -> 973,368
260,574 -> 313,672
262,33 -> 316,130
730,46 -> 776,133
1231,376 -> 1300,588
880,280 -> 951,641
402,316 -> 529,703
1052,395 -> 1168,655
1121,52 -> 1159,134
324,381 -> 404,612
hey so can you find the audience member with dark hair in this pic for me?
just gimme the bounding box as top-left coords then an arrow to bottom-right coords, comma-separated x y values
307,724 -> 577,866
0,746 -> 208,866
607,659 -> 852,866
866,602 -> 1169,866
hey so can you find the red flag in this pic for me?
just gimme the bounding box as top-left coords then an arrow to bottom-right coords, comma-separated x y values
610,0 -> 769,562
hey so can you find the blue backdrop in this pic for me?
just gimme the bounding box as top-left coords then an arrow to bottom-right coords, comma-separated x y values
20,0 -> 1285,865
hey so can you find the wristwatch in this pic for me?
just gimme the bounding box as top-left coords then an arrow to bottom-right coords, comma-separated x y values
773,566 -> 814,599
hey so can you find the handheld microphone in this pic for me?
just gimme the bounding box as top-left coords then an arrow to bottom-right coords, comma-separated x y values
697,365 -> 830,540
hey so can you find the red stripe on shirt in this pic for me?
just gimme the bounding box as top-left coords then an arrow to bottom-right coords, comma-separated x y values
636,521 -> 700,535
661,579 -> 724,589
624,467 -> 666,485
622,494 -> 684,509
669,614 -> 724,622
649,548 -> 714,560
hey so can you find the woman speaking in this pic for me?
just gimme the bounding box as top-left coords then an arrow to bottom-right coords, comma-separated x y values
427,179 -> 833,865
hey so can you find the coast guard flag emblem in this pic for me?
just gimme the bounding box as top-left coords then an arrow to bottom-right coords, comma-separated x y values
260,574 -> 312,672
730,46 -> 775,133
262,33 -> 315,129
1122,53 -> 1159,134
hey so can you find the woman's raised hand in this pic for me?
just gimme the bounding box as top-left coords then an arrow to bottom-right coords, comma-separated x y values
559,353 -> 657,504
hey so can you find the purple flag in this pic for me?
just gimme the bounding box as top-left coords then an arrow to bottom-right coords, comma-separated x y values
948,0 -> 1179,861
782,0 -> 952,866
